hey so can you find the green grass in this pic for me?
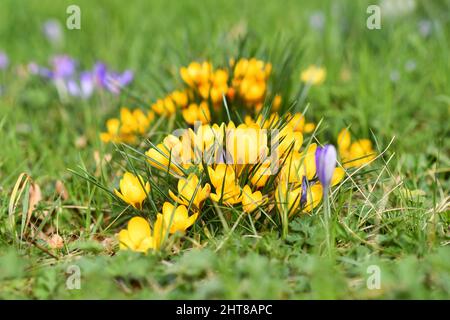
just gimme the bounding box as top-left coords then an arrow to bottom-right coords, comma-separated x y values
0,0 -> 449,299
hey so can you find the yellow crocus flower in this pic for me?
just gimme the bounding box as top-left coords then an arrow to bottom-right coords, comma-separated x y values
301,183 -> 323,213
114,172 -> 150,210
331,167 -> 345,186
145,135 -> 190,176
226,124 -> 268,165
182,101 -> 211,125
180,61 -> 212,87
151,96 -> 176,116
250,160 -> 272,188
275,182 -> 301,216
170,90 -> 189,108
168,174 -> 211,210
279,143 -> 317,184
161,202 -> 198,234
118,216 -> 154,253
210,182 -> 242,205
337,128 -> 376,168
207,164 -> 236,190
241,185 -> 265,213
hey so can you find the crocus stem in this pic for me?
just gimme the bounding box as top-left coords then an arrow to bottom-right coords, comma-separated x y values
323,187 -> 332,257
282,210 -> 289,240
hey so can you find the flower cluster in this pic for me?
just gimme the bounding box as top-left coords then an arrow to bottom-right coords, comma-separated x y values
99,59 -> 377,254
100,107 -> 155,144
102,58 -> 279,142
28,55 -> 134,99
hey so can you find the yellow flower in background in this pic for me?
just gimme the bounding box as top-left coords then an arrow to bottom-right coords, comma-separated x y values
161,202 -> 198,234
169,174 -> 211,210
151,96 -> 176,116
114,172 -> 150,209
209,69 -> 229,104
120,108 -> 153,135
180,61 -> 212,87
118,217 -> 154,253
100,118 -> 123,143
337,128 -> 376,168
182,101 -> 211,125
331,167 -> 345,186
241,185 -> 265,213
300,65 -> 326,85
232,58 -> 271,107
100,107 -> 153,144
170,90 -> 189,108
273,94 -> 282,111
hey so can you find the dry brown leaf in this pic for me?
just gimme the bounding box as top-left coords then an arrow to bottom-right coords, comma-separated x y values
27,183 -> 42,224
48,234 -> 64,249
55,180 -> 69,200
75,135 -> 87,149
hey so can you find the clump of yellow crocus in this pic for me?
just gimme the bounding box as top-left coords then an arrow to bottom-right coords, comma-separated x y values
114,172 -> 150,210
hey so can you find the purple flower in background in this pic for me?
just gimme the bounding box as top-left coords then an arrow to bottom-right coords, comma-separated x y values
0,51 -> 9,70
93,62 -> 108,87
42,19 -> 63,44
67,71 -> 95,99
51,55 -> 76,79
28,56 -> 133,100
315,144 -> 337,190
93,62 -> 134,94
28,62 -> 53,78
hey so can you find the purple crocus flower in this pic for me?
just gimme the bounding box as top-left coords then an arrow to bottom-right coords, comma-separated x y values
51,55 -> 76,79
93,62 -> 108,87
28,62 -> 53,78
0,51 -> 9,70
315,144 -> 337,189
93,62 -> 133,94
42,19 -> 63,44
66,71 -> 95,99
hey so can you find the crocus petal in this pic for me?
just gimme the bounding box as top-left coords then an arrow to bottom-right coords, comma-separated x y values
118,229 -> 134,250
127,217 -> 151,244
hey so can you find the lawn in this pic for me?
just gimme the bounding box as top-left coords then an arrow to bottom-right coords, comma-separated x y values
0,0 -> 449,299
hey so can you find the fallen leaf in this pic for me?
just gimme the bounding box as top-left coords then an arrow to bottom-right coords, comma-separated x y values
55,180 -> 69,200
48,234 -> 64,249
